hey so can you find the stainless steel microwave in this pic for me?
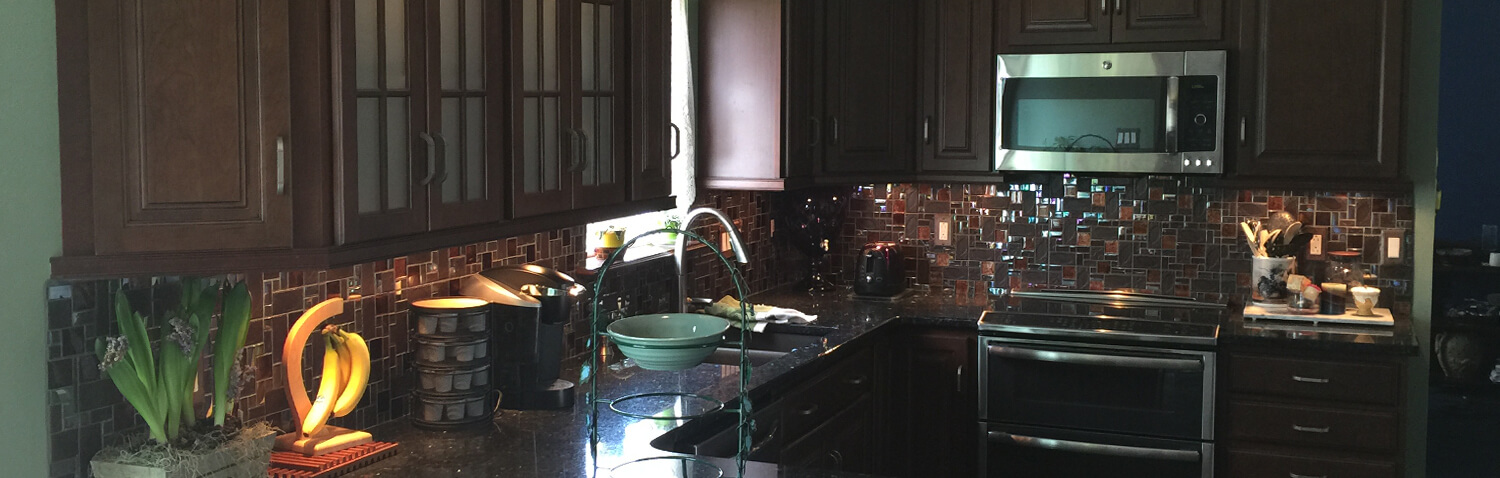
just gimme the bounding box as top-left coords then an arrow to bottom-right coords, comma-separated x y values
995,51 -> 1226,175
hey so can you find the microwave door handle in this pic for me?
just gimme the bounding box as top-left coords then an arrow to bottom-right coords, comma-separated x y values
987,431 -> 1200,463
1165,76 -> 1179,156
987,345 -> 1202,371
994,76 -> 1008,168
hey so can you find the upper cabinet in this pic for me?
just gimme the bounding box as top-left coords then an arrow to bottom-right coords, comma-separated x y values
1232,0 -> 1405,179
335,0 -> 507,244
62,0 -> 293,255
509,0 -> 629,218
1000,0 -> 1223,46
919,0 -> 996,173
627,0 -> 674,201
820,0 -> 920,175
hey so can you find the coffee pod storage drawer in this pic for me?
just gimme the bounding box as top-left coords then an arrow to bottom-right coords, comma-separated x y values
410,297 -> 495,429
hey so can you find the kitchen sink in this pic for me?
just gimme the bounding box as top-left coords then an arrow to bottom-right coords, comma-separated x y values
700,323 -> 834,367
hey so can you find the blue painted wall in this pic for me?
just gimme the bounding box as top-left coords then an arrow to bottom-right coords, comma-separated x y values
1436,0 -> 1500,244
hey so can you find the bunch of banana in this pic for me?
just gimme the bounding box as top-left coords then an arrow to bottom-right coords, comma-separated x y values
300,325 -> 370,437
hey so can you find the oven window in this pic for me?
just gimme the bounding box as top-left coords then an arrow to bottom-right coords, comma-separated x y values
983,342 -> 1206,440
1000,77 -> 1169,153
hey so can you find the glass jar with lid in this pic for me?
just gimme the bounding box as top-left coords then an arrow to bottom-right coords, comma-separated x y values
1319,251 -> 1365,314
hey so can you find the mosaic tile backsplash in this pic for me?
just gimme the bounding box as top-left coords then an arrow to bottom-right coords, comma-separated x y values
43,190 -> 796,478
830,176 -> 1416,309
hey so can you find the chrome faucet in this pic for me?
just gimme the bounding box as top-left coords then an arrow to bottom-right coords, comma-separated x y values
674,207 -> 750,312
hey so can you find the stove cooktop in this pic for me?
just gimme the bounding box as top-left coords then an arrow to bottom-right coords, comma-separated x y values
978,289 -> 1227,346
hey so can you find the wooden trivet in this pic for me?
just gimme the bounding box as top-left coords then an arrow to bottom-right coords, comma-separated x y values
268,441 -> 399,478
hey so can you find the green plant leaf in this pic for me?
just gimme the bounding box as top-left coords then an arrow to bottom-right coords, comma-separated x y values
213,282 -> 251,426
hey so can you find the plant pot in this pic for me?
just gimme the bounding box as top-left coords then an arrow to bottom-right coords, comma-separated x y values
92,428 -> 275,478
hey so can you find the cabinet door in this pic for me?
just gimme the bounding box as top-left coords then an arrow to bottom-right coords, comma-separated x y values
893,329 -> 978,477
822,0 -> 918,174
340,0 -> 431,242
573,0 -> 629,209
628,0 -> 673,201
784,0 -> 826,180
88,0 -> 292,253
919,0 -> 995,173
1112,0 -> 1223,43
511,0 -> 574,217
428,0 -> 507,230
1235,0 -> 1405,178
1002,0 -> 1112,46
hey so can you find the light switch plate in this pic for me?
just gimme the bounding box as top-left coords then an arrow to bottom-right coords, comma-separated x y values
1381,229 -> 1405,264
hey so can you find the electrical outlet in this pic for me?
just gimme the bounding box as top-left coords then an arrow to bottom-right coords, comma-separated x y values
936,218 -> 952,246
1309,234 -> 1323,256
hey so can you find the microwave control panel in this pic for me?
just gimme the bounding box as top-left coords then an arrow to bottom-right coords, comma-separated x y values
1177,75 -> 1219,153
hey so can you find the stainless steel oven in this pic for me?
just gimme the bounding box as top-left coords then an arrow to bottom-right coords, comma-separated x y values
994,51 -> 1226,175
978,290 -> 1223,478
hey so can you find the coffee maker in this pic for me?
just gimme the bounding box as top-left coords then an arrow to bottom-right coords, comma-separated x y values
461,264 -> 583,410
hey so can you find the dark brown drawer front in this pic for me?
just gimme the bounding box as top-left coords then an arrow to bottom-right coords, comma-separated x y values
1228,401 -> 1397,453
1226,448 -> 1396,478
1229,354 -> 1399,405
784,349 -> 874,442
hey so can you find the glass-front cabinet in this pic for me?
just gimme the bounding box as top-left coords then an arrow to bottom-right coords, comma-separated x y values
338,0 -> 505,243
511,0 -> 628,218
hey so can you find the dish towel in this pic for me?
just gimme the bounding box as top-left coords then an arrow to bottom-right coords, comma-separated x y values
705,296 -> 818,332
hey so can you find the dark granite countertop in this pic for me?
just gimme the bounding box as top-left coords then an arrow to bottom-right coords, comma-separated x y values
1220,300 -> 1421,356
344,286 -> 979,478
343,287 -> 1416,477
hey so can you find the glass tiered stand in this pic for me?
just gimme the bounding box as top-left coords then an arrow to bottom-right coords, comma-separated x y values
584,229 -> 753,478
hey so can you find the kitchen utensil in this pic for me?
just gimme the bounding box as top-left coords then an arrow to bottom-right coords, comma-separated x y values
1282,221 -> 1302,244
1266,210 -> 1296,233
854,242 -> 907,297
606,313 -> 731,370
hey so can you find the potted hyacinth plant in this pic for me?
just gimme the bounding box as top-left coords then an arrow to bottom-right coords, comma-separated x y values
89,279 -> 275,478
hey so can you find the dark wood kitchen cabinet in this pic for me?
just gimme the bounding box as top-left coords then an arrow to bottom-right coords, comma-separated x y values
508,0 -> 630,218
1220,346 -> 1408,477
1232,0 -> 1405,179
819,0 -> 920,175
58,0 -> 293,255
885,327 -> 979,477
1001,0 -> 1224,47
919,0 -> 996,172
335,0 -> 508,243
627,0 -> 674,202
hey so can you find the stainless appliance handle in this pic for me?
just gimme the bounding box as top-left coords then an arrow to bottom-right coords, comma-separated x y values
987,345 -> 1202,371
987,431 -> 1199,463
1008,289 -> 1224,309
1165,76 -> 1179,154
418,132 -> 439,185
275,136 -> 286,195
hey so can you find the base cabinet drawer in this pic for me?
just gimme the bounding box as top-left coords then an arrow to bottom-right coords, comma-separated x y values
1227,400 -> 1397,453
1228,354 -> 1399,405
1226,448 -> 1397,478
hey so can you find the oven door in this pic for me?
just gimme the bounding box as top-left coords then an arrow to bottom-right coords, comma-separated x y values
979,336 -> 1215,440
981,423 -> 1213,478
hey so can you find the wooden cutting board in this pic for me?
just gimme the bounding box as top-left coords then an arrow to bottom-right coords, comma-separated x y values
1243,303 -> 1394,326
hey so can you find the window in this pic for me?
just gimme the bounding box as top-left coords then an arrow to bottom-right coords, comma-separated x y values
585,0 -> 695,266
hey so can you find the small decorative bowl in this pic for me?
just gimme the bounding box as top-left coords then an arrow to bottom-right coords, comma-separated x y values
606,313 -> 730,370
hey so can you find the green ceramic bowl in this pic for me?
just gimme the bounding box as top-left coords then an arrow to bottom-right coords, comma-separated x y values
606,313 -> 730,370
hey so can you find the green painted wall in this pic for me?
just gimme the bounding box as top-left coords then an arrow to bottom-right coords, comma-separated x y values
1407,0 -> 1442,476
0,1 -> 59,476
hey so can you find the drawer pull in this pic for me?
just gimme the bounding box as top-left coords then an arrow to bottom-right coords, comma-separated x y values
842,375 -> 867,386
796,404 -> 819,416
1289,473 -> 1328,478
1291,425 -> 1330,434
1292,375 -> 1330,384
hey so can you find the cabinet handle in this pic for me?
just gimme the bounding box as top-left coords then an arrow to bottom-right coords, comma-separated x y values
1289,473 -> 1328,478
923,116 -> 932,144
1115,0 -> 1123,15
418,132 -> 439,185
796,404 -> 819,416
669,123 -> 681,159
831,117 -> 839,144
434,133 -> 448,185
842,375 -> 867,386
955,365 -> 964,393
1100,0 -> 1107,14
275,136 -> 286,195
567,129 -> 586,172
828,449 -> 843,466
809,116 -> 822,147
1291,375 -> 1330,384
1291,425 -> 1330,434
1239,117 -> 1247,145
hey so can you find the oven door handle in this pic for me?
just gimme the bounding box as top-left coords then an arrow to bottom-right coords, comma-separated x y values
987,431 -> 1200,462
986,345 -> 1202,371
